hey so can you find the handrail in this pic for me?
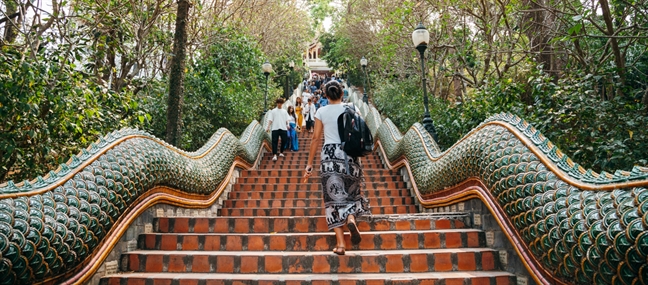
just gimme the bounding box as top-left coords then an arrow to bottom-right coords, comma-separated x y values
348,89 -> 648,285
0,117 -> 272,284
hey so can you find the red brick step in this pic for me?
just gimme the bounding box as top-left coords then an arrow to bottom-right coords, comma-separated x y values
138,229 -> 485,251
227,189 -> 410,199
219,206 -> 417,216
154,215 -> 470,234
236,176 -> 403,184
101,271 -> 515,285
232,181 -> 407,191
239,169 -> 397,177
121,248 -> 501,274
223,197 -> 414,208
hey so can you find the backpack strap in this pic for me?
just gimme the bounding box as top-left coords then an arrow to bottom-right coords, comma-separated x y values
340,105 -> 353,176
343,149 -> 351,176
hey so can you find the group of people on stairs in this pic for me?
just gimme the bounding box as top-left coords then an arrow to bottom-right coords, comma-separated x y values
265,75 -> 344,161
265,79 -> 370,255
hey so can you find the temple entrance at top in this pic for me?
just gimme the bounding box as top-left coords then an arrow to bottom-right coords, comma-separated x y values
304,41 -> 332,78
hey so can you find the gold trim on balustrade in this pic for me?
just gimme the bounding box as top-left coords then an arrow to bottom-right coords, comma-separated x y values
374,140 -> 567,285
379,119 -> 648,191
47,142 -> 268,285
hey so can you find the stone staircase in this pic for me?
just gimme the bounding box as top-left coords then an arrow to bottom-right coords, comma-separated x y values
101,135 -> 516,284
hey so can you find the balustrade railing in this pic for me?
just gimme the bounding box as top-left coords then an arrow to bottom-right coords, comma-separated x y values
0,119 -> 272,284
347,88 -> 648,285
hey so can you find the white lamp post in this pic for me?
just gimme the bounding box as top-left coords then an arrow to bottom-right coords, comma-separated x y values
412,23 -> 438,142
288,61 -> 295,98
262,60 -> 273,113
360,56 -> 369,103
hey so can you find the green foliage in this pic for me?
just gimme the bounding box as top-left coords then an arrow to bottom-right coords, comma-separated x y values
523,73 -> 648,171
0,47 -> 150,182
372,69 -> 648,172
320,33 -> 352,71
307,0 -> 334,31
144,31 -> 271,151
372,76 -> 424,133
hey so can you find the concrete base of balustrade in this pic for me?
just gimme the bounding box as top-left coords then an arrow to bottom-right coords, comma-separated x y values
84,169 -> 242,285
395,167 -> 537,285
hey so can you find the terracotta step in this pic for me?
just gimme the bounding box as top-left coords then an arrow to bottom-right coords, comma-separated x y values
261,153 -> 382,161
260,160 -> 385,167
121,248 -> 501,274
154,215 -> 470,234
231,182 -> 407,191
138,229 -> 485,251
260,153 -> 381,160
101,271 -> 516,285
239,169 -> 397,177
258,163 -> 385,169
223,197 -> 413,208
236,176 -> 403,184
259,158 -> 383,163
219,206 -> 417,216
228,189 -> 410,199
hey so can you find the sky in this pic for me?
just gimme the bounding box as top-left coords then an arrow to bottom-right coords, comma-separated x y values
323,16 -> 333,32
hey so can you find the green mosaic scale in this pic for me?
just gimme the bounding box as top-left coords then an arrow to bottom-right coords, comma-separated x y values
0,120 -> 271,284
348,91 -> 648,285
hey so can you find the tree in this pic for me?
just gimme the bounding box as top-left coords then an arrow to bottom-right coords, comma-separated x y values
165,0 -> 191,146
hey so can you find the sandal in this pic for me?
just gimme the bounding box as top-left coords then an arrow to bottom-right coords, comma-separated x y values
333,246 -> 346,255
347,215 -> 362,245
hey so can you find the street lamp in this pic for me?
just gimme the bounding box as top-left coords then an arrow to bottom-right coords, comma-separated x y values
262,60 -> 273,114
344,59 -> 350,85
360,56 -> 368,103
412,22 -> 438,143
288,60 -> 295,99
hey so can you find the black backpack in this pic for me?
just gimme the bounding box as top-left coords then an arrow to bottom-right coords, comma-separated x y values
337,105 -> 373,158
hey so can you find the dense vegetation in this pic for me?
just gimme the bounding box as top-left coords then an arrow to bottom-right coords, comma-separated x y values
321,0 -> 648,172
0,0 -> 314,182
2,0 -> 647,182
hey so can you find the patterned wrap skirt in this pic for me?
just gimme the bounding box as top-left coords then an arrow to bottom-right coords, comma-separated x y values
320,144 -> 371,230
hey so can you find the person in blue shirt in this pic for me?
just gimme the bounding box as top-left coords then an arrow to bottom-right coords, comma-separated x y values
318,93 -> 329,107
343,88 -> 349,102
314,94 -> 320,109
309,82 -> 317,94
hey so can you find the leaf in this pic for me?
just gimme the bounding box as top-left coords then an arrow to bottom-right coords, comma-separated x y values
568,23 -> 582,35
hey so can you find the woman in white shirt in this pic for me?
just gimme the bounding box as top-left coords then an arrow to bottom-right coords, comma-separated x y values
302,80 -> 370,255
302,98 -> 316,134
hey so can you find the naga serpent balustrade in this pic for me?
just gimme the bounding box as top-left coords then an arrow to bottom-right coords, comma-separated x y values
0,119 -> 271,284
347,90 -> 648,285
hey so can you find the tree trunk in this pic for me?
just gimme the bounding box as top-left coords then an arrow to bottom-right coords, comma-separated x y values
598,0 -> 626,87
165,0 -> 191,146
522,0 -> 557,77
2,0 -> 20,45
453,73 -> 463,103
283,75 -> 289,98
